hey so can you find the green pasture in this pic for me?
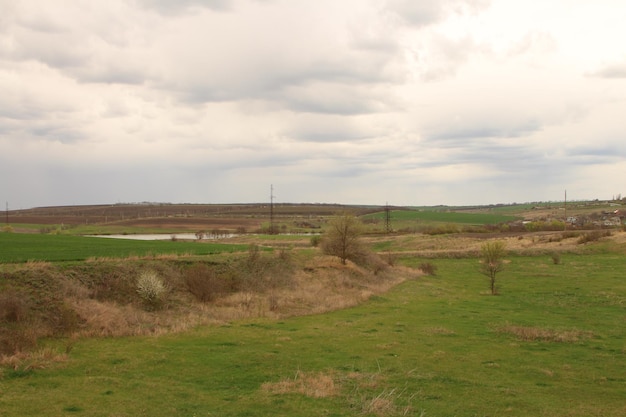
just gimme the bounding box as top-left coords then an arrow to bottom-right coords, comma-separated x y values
365,209 -> 520,226
2,253 -> 625,416
0,233 -> 250,263
7,223 -> 199,236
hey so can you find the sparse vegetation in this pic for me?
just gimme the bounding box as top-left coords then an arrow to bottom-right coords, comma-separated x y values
418,262 -> 438,276
2,201 -> 626,416
4,253 -> 626,416
496,324 -> 593,343
184,263 -> 230,302
577,230 -> 612,244
310,234 -> 321,247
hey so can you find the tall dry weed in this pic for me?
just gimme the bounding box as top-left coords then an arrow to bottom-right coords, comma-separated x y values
0,346 -> 67,371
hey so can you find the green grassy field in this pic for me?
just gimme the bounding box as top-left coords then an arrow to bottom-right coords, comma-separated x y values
1,253 -> 624,416
365,209 -> 520,226
0,233 -> 250,263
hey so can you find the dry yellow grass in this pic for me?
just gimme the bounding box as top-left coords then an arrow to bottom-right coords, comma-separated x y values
261,369 -> 416,416
370,229 -> 626,258
261,370 -> 339,398
44,254 -> 418,341
208,256 -> 419,321
496,324 -> 594,343
0,346 -> 67,371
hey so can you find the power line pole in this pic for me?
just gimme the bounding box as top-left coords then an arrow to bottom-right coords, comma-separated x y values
563,190 -> 567,230
270,184 -> 275,235
5,201 -> 8,225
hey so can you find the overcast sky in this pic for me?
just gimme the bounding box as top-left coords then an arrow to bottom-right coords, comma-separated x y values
2,0 -> 625,209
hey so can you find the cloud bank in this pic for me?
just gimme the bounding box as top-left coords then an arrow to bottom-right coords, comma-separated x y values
1,0 -> 625,208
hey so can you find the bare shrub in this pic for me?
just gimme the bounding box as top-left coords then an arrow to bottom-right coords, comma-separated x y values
418,262 -> 438,276
184,264 -> 229,303
277,248 -> 292,263
310,235 -> 321,247
382,252 -> 398,266
320,212 -> 365,265
136,270 -> 167,309
231,245 -> 295,294
0,290 -> 30,323
267,293 -> 280,312
49,302 -> 82,334
480,241 -> 506,295
578,230 -> 611,244
71,299 -> 138,337
0,325 -> 39,355
561,231 -> 580,240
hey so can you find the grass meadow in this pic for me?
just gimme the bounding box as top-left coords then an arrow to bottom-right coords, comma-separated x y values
362,209 -> 520,233
1,251 -> 625,416
0,233 -> 250,263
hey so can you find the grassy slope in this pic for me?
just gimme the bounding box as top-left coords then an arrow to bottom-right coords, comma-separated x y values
2,254 -> 625,416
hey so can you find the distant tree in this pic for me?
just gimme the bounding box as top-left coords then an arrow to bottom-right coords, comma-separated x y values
480,241 -> 506,295
320,212 -> 365,265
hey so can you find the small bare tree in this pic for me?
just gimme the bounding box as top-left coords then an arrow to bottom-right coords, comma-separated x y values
321,212 -> 365,265
480,241 -> 506,295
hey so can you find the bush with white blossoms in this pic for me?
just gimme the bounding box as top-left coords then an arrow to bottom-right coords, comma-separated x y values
136,270 -> 167,308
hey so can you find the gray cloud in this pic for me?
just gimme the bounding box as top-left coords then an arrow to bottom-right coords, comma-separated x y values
137,0 -> 234,14
385,0 -> 490,27
1,0 -> 626,208
426,120 -> 542,142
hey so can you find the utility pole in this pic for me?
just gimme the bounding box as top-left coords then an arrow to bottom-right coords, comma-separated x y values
563,190 -> 567,230
5,201 -> 8,225
270,184 -> 275,235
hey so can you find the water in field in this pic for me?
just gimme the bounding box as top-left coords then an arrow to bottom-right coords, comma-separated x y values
92,233 -> 235,241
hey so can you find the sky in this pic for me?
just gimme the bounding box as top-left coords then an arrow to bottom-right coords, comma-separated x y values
1,0 -> 626,209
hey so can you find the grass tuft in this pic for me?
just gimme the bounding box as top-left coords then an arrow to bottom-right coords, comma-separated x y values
261,370 -> 339,398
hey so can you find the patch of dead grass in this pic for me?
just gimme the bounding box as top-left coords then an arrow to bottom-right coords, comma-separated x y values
423,326 -> 456,336
261,370 -> 339,398
0,346 -> 67,371
262,369 -> 418,416
497,324 -> 594,343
